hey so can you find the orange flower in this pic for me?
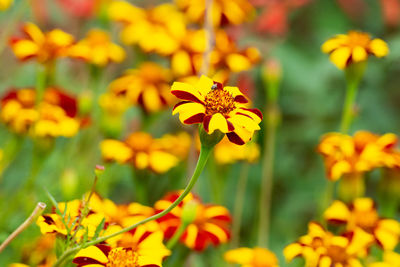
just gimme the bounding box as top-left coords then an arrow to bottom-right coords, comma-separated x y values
324,198 -> 400,250
317,131 -> 400,180
9,22 -> 74,63
154,191 -> 231,251
171,75 -> 262,145
108,62 -> 175,113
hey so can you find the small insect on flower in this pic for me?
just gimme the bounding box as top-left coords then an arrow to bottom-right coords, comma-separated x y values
224,247 -> 279,267
321,30 -> 389,69
171,75 -> 262,145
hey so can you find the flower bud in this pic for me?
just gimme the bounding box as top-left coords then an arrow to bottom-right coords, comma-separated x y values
182,200 -> 199,226
199,125 -> 224,149
95,164 -> 105,177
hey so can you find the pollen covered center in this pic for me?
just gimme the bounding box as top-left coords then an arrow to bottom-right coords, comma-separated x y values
347,31 -> 371,49
106,248 -> 139,267
204,88 -> 235,116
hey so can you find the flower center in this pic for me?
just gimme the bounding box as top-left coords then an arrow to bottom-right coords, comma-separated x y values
327,245 -> 349,264
204,86 -> 235,116
106,248 -> 139,267
347,31 -> 371,49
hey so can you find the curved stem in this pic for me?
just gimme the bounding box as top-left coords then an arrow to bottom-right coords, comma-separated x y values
52,145 -> 213,267
166,222 -> 188,249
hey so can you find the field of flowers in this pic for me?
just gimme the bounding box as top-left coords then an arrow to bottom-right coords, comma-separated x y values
1,0 -> 400,266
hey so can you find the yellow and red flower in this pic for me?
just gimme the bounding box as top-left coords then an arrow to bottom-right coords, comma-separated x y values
171,75 -> 262,145
108,62 -> 175,113
224,247 -> 279,267
324,198 -> 400,250
69,29 -> 125,66
100,132 -> 180,173
175,0 -> 255,27
321,31 -> 389,69
213,137 -> 260,164
284,222 -> 373,267
1,88 -> 82,137
317,131 -> 400,181
9,22 -> 74,63
154,191 -> 231,251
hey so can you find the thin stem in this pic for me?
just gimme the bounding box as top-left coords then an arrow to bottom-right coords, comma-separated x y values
0,202 -> 46,253
258,105 -> 279,247
231,162 -> 250,248
339,81 -> 359,134
36,64 -> 49,105
52,145 -> 213,267
166,222 -> 188,249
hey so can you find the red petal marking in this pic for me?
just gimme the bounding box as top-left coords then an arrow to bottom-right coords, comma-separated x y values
138,231 -> 152,243
242,108 -> 263,120
227,120 -> 235,131
184,113 -> 205,124
96,244 -> 111,256
226,132 -> 245,145
213,81 -> 223,90
141,265 -> 160,267
203,115 -> 212,133
193,231 -> 208,251
210,214 -> 232,222
72,257 -> 105,266
234,95 -> 248,103
235,112 -> 253,119
42,215 -> 55,224
46,88 -> 78,117
172,101 -> 191,112
171,90 -> 204,104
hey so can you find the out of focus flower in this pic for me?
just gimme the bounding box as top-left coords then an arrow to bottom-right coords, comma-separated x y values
154,191 -> 231,251
57,0 -> 96,18
0,0 -> 12,10
73,241 -> 170,267
1,88 -> 82,137
9,22 -> 74,64
324,198 -> 400,250
153,132 -> 192,160
100,132 -> 180,173
368,251 -> 400,267
69,29 -> 125,66
224,247 -> 279,267
109,2 -> 186,55
214,137 -> 260,164
284,222 -> 373,266
175,0 -> 254,27
108,62 -> 175,113
321,31 -> 389,69
11,235 -> 56,267
317,131 -> 400,181
381,0 -> 400,27
171,75 -> 262,145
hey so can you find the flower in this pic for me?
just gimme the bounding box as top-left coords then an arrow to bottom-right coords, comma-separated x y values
108,62 -> 175,113
324,198 -> 400,250
73,239 -> 170,267
368,251 -> 400,267
1,88 -> 82,137
224,247 -> 279,267
213,137 -> 260,164
0,0 -> 13,10
175,0 -> 254,27
321,31 -> 389,69
317,131 -> 400,181
152,132 -> 192,160
9,22 -> 74,63
171,75 -> 262,145
69,29 -> 125,66
109,2 -> 186,55
284,222 -> 373,267
154,191 -> 231,251
100,132 -> 180,173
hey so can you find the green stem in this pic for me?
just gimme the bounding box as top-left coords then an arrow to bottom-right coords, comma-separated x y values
231,162 -> 249,248
36,64 -> 48,105
166,222 -> 188,249
258,105 -> 279,247
52,145 -> 213,267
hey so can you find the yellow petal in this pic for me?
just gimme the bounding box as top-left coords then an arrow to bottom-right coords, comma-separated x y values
283,243 -> 302,261
329,47 -> 351,69
352,46 -> 368,62
172,102 -> 205,123
172,50 -> 192,77
369,38 -> 389,57
149,151 -> 178,173
224,248 -> 253,264
226,53 -> 251,72
208,113 -> 229,133
324,200 -> 350,222
74,246 -> 108,264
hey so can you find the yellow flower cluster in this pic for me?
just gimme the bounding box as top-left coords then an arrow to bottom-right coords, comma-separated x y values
224,247 -> 279,267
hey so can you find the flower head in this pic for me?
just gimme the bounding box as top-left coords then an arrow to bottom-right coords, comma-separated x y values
69,29 -> 125,66
284,222 -> 373,267
9,22 -> 74,63
214,137 -> 260,164
317,131 -> 400,180
0,0 -> 13,10
324,198 -> 400,250
171,75 -> 262,145
224,247 -> 279,267
321,31 -> 389,69
154,191 -> 231,251
108,62 -> 175,113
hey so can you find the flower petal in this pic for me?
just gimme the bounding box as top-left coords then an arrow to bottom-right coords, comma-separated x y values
369,38 -> 389,57
208,113 -> 229,133
73,245 -> 109,265
172,101 -> 206,124
352,46 -> 367,62
171,82 -> 204,104
329,46 -> 351,69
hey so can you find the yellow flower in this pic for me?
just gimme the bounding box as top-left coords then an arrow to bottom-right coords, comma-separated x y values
317,131 -> 400,181
109,2 -> 186,55
153,132 -> 192,160
224,247 -> 279,267
9,22 -> 74,63
321,31 -> 389,69
324,198 -> 400,250
69,29 -> 125,66
175,0 -> 254,27
284,222 -> 373,267
0,0 -> 13,10
214,136 -> 260,164
171,75 -> 262,145
99,92 -> 130,116
368,251 -> 400,267
100,132 -> 180,173
108,62 -> 175,113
